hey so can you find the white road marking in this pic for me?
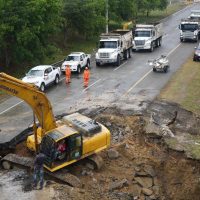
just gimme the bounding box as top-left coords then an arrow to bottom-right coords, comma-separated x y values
113,61 -> 128,71
124,42 -> 182,95
82,79 -> 101,93
167,43 -> 181,56
124,70 -> 152,96
0,100 -> 24,115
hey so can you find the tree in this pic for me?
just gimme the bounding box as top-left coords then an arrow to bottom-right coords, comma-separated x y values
62,0 -> 105,39
0,0 -> 63,69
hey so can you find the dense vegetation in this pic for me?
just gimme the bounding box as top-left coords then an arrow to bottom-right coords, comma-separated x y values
0,0 -> 168,72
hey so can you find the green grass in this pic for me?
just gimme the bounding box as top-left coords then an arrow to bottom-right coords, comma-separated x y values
44,37 -> 98,65
136,2 -> 186,23
159,57 -> 200,115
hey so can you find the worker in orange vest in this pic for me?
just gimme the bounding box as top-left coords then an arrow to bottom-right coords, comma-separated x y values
83,67 -> 90,87
65,65 -> 71,84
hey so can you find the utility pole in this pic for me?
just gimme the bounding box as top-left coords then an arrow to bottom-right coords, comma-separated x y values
106,0 -> 108,33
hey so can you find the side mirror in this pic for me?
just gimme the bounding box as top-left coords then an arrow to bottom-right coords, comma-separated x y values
80,58 -> 83,61
44,73 -> 48,79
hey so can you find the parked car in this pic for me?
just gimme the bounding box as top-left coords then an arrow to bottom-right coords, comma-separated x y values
22,65 -> 61,92
61,52 -> 91,74
193,43 -> 200,61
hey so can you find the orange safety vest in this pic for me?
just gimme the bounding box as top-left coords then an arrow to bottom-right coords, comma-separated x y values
65,67 -> 71,76
83,69 -> 90,79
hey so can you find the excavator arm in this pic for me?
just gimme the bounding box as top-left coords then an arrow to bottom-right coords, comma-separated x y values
0,73 -> 57,133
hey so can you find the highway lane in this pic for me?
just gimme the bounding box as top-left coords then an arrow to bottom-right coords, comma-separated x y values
0,3 -> 199,142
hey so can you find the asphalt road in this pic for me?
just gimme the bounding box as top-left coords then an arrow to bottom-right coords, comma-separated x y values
0,3 -> 200,143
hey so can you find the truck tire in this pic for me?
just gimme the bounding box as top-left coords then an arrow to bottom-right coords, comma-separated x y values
180,38 -> 183,42
164,66 -> 168,73
116,55 -> 120,66
54,74 -> 59,85
153,68 -> 156,72
86,59 -> 90,68
40,83 -> 45,92
77,65 -> 81,74
128,49 -> 131,58
150,43 -> 154,52
96,62 -> 100,67
124,50 -> 128,60
159,38 -> 162,46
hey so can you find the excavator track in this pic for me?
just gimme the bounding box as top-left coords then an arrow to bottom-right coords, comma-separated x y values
1,153 -> 82,188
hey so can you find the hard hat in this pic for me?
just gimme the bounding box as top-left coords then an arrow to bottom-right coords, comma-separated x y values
85,67 -> 88,69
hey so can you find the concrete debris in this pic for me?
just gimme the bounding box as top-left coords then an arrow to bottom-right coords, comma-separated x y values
107,149 -> 119,159
109,179 -> 129,191
142,188 -> 153,196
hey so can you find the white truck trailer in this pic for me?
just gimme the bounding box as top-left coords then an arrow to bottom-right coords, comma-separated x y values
179,18 -> 200,42
132,23 -> 163,52
95,30 -> 133,66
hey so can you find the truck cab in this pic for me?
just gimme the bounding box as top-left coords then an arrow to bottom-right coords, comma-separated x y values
132,23 -> 163,52
95,30 -> 133,67
179,19 -> 200,42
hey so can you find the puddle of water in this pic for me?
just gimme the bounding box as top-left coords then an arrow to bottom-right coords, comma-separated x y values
0,169 -> 58,200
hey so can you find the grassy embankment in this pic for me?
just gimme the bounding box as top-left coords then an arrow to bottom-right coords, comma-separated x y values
159,57 -> 200,115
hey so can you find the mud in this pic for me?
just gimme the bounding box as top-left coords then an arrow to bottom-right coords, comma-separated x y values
1,100 -> 200,200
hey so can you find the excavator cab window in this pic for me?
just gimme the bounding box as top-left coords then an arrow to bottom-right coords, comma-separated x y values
68,134 -> 82,161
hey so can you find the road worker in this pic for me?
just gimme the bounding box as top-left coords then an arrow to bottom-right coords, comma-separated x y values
65,65 -> 71,84
83,66 -> 90,87
33,152 -> 46,189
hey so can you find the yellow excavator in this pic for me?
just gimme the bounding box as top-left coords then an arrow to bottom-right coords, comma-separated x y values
0,73 -> 110,174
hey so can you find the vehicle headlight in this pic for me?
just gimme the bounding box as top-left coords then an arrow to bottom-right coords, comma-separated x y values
110,53 -> 118,59
145,40 -> 151,45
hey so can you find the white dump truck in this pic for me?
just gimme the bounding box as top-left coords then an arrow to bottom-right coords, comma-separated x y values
95,30 -> 133,66
132,23 -> 163,52
179,18 -> 200,42
189,10 -> 200,20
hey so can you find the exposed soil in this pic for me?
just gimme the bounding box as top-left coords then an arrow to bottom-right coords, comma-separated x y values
1,101 -> 200,200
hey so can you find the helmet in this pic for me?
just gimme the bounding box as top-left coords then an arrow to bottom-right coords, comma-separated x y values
85,67 -> 88,70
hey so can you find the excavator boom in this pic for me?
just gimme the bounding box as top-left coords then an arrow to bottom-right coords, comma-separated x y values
0,73 -> 57,132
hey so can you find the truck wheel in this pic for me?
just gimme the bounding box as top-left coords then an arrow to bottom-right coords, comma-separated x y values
54,75 -> 59,85
180,38 -> 183,42
150,43 -> 154,52
40,83 -> 45,92
128,49 -> 131,58
156,39 -> 159,47
153,68 -> 156,72
96,62 -> 100,67
86,60 -> 90,68
124,50 -> 128,60
159,38 -> 162,46
116,55 -> 120,66
77,66 -> 81,74
164,66 -> 168,73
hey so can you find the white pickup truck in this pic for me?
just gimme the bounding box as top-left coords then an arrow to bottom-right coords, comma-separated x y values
61,52 -> 91,74
22,65 -> 61,92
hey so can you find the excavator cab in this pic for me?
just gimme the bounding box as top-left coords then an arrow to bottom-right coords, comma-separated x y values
40,125 -> 83,172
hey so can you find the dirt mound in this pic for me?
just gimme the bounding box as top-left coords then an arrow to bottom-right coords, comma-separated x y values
55,104 -> 200,200
2,101 -> 200,200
